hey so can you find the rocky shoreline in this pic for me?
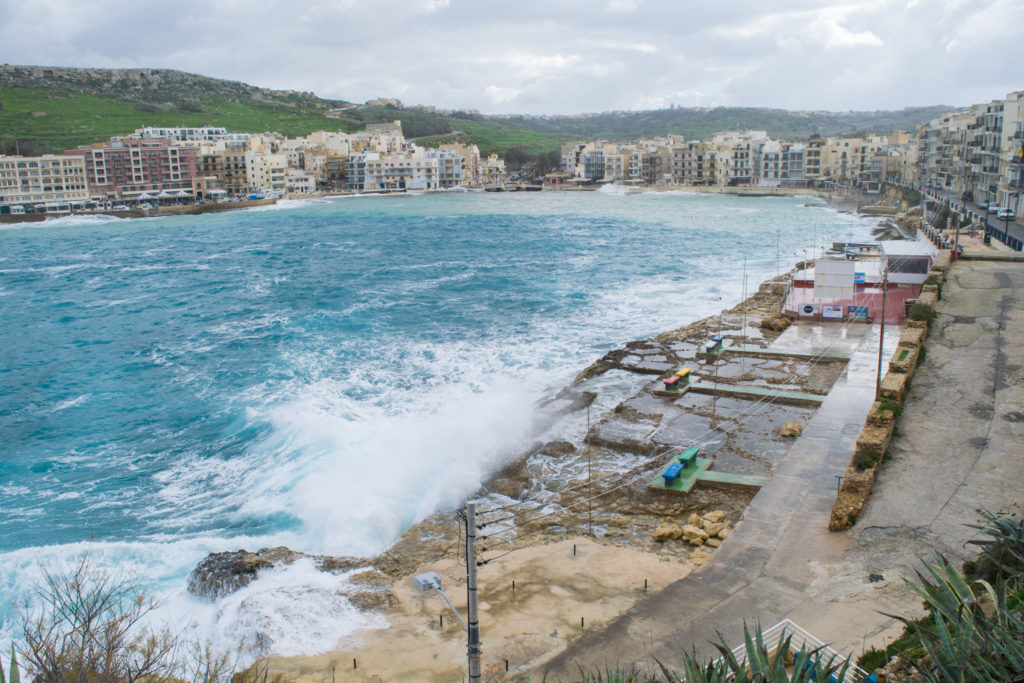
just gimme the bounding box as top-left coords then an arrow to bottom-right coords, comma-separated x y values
187,262 -> 858,671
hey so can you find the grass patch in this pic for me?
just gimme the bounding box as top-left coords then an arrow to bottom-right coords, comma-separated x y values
909,302 -> 936,323
878,397 -> 903,418
854,449 -> 883,471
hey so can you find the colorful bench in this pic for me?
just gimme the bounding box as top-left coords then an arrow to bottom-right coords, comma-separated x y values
677,447 -> 700,468
662,462 -> 683,485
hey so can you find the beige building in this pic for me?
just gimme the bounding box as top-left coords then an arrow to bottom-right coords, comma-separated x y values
0,154 -> 89,208
439,143 -> 481,186
481,154 -> 506,185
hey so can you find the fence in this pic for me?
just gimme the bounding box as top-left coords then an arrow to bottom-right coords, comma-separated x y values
711,618 -> 871,681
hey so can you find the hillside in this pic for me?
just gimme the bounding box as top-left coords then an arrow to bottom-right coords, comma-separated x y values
0,65 -> 952,159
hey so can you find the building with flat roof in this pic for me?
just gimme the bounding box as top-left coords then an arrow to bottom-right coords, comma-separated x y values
0,154 -> 89,208
65,139 -> 198,200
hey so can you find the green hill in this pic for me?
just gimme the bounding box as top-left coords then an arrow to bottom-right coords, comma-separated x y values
0,65 -> 952,160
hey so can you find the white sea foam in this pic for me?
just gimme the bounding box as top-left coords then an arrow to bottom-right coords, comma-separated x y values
42,213 -> 124,227
0,192 -> 887,665
51,394 -> 89,412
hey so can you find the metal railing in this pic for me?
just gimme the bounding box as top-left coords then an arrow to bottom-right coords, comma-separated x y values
712,618 -> 871,681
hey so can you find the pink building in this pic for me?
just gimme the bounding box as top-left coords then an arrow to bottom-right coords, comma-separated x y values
784,241 -> 935,324
65,139 -> 198,200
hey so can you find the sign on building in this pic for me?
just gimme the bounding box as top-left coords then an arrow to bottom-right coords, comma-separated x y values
846,305 -> 869,320
822,304 -> 844,319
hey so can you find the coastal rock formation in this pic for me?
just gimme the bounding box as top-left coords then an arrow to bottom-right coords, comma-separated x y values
538,440 -> 575,457
187,547 -> 363,600
760,314 -> 792,332
187,547 -> 297,600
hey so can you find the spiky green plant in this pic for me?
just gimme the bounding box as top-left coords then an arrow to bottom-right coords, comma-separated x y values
1,644 -> 19,683
965,508 -> 1024,581
895,556 -> 1024,681
666,622 -> 854,682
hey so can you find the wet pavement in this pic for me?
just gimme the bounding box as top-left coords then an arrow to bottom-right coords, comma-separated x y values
541,317 -> 920,677
543,260 -> 1024,679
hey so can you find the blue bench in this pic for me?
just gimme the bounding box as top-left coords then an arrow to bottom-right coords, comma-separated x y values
662,462 -> 683,485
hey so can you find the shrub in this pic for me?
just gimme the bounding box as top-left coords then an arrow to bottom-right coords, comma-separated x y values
17,552 -> 236,682
854,449 -> 883,471
909,302 -> 936,322
878,397 -> 903,418
856,646 -> 888,672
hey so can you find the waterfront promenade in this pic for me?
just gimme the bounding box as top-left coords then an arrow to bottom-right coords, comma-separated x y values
542,258 -> 1024,679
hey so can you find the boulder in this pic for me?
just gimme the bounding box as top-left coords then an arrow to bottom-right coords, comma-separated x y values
702,510 -> 726,524
703,522 -> 726,537
780,421 -> 802,437
188,548 -> 288,600
682,525 -> 709,546
706,538 -> 722,548
760,314 -> 792,333
717,527 -> 731,540
538,440 -> 575,457
188,546 -> 362,600
653,524 -> 682,543
686,512 -> 700,527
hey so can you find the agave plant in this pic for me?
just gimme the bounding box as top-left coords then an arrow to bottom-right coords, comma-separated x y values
668,622 -> 853,683
0,644 -> 19,683
896,554 -> 1024,681
966,508 -> 1024,581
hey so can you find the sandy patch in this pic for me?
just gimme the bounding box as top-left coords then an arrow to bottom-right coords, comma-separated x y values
268,537 -> 690,681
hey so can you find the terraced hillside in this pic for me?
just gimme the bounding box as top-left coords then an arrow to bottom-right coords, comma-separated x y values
0,65 -> 951,162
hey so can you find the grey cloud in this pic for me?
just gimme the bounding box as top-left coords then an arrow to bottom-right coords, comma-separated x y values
0,0 -> 1019,114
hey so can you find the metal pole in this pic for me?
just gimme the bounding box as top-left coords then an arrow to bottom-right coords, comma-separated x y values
465,502 -> 482,681
587,404 -> 592,536
875,266 -> 888,400
954,212 -> 962,259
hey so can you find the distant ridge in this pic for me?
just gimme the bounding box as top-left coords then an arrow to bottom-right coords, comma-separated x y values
0,65 -> 954,158
0,64 -> 333,106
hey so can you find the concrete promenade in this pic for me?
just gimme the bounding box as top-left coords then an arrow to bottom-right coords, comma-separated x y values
542,259 -> 1024,680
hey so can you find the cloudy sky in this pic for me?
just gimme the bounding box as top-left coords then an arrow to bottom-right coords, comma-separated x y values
0,0 -> 1020,115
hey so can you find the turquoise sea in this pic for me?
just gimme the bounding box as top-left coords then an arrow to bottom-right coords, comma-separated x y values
0,189 -> 877,655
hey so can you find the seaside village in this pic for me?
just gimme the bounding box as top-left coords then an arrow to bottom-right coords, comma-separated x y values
0,89 -> 1022,223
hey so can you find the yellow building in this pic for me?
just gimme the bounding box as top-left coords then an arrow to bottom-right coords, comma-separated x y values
0,154 -> 89,208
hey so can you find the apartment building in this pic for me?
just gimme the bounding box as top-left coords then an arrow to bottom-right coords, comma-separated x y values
439,143 -> 481,186
245,151 -> 288,193
916,90 -> 1024,216
198,141 -> 249,196
0,154 -> 89,207
481,154 -> 507,185
65,139 -> 198,200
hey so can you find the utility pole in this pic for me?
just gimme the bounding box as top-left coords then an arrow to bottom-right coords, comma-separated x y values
465,501 -> 482,681
587,404 -> 592,536
875,265 -> 888,400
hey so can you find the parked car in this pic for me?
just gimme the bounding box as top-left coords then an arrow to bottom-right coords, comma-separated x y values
111,204 -> 129,211
988,202 -> 1002,213
996,208 -> 1015,220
